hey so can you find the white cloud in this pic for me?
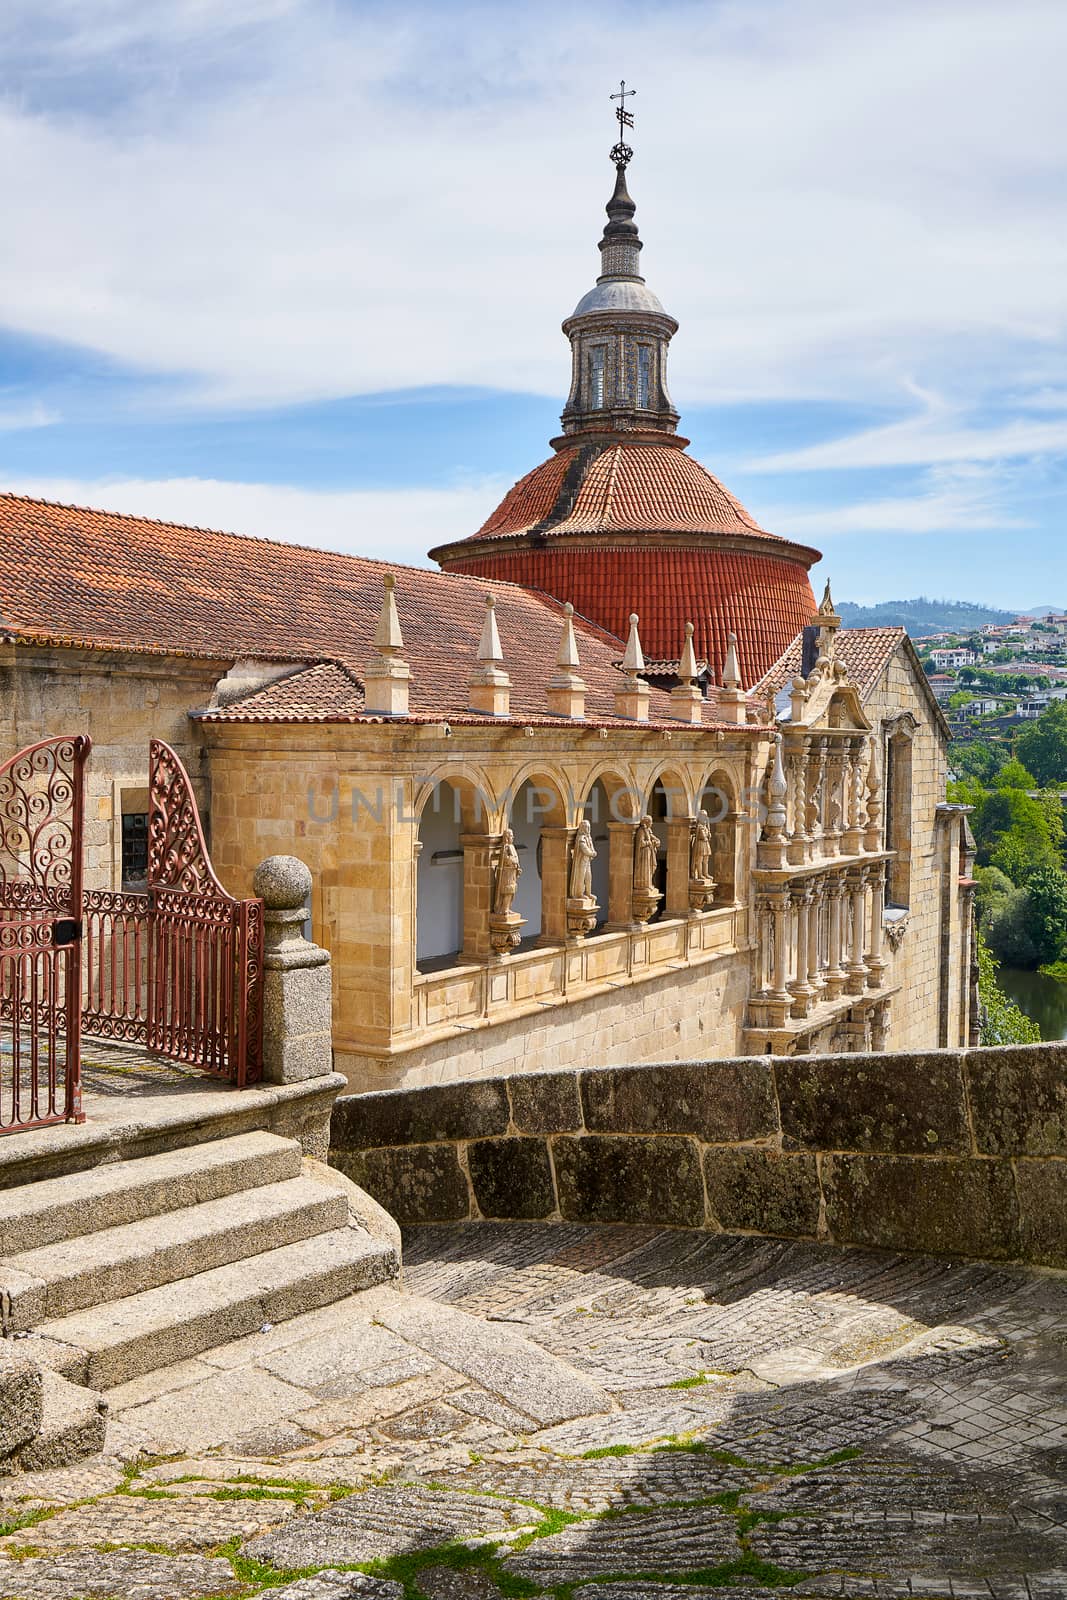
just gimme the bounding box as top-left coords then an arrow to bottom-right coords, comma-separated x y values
0,471 -> 505,567
0,402 -> 58,431
746,411 -> 1067,472
756,465 -> 1024,537
0,0 -> 1063,413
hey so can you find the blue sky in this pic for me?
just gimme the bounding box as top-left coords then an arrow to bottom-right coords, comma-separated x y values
1,0 -> 1065,608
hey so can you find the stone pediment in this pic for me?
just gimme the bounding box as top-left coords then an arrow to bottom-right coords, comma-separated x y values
788,662 -> 871,733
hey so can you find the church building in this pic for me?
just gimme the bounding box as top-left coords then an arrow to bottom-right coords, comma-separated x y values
0,131 -> 976,1091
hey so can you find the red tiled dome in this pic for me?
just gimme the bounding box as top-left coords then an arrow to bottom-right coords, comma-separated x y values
431,441 -> 821,683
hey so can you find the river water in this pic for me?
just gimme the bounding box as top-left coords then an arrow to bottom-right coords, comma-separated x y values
999,966 -> 1067,1040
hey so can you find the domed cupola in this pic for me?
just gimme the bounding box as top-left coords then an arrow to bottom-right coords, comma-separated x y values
558,144 -> 681,443
430,88 -> 821,685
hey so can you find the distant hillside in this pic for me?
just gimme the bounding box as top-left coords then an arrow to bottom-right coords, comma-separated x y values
837,598 -> 1018,636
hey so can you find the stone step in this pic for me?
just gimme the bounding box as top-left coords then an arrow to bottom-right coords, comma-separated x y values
39,1227 -> 398,1389
5,1176 -> 351,1327
0,1131 -> 304,1257
9,1370 -> 108,1475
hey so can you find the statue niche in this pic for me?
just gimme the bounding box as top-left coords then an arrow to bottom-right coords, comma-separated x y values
631,814 -> 662,926
566,818 -> 599,940
489,827 -> 525,955
688,809 -> 716,912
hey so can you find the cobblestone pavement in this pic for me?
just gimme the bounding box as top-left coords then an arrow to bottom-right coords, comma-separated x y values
1,1223 -> 1066,1598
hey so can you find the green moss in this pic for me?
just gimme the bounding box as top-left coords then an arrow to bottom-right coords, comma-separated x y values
0,1505 -> 58,1541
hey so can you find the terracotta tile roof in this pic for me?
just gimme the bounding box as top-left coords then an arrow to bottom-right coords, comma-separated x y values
202,658 -> 754,731
754,628 -> 907,698
460,442 -> 778,542
0,490 -> 690,723
440,544 -> 818,688
754,626 -> 951,738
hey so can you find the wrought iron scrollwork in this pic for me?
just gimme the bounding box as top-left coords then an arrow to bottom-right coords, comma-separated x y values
0,736 -> 90,905
148,739 -> 230,896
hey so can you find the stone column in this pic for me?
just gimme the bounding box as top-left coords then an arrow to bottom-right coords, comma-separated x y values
254,855 -> 333,1084
538,825 -> 572,946
786,744 -> 807,865
807,877 -> 824,1002
790,886 -> 813,1018
768,890 -> 792,1025
665,816 -> 693,918
604,820 -> 639,930
866,860 -> 887,988
460,832 -> 498,962
805,740 -> 826,861
845,869 -> 869,995
824,877 -> 846,1000
842,738 -> 866,854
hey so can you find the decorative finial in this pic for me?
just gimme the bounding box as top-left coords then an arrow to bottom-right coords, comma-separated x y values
670,620 -> 703,725
609,78 -> 635,168
373,572 -> 404,654
678,620 -> 698,684
477,593 -> 503,665
469,592 -> 510,716
615,611 -> 650,721
723,632 -> 742,691
364,571 -> 410,716
621,612 -> 645,674
557,601 -> 581,671
546,600 -> 586,718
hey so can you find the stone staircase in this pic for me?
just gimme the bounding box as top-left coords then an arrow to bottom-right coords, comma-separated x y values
0,1130 -> 399,1473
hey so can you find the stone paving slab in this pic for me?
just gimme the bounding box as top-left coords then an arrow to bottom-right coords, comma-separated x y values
422,1449 -> 764,1511
0,1550 -> 243,1599
503,1503 -> 740,1582
245,1485 -> 539,1566
2,1222 -> 1065,1599
0,1491 -> 300,1554
257,1577 -> 403,1600
375,1296 -> 612,1425
748,1508 -> 1067,1580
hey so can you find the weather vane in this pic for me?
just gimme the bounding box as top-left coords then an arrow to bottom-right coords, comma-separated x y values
610,79 -> 635,168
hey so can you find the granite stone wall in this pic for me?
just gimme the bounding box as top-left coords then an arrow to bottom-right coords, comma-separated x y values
329,1043 -> 1067,1267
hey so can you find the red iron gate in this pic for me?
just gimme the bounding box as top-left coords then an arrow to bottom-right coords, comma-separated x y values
0,735 -> 263,1135
0,736 -> 89,1131
83,740 -> 263,1085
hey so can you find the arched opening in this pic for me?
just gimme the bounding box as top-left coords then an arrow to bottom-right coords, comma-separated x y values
416,780 -> 465,967
645,773 -> 690,920
885,724 -> 913,909
699,769 -> 739,905
506,774 -> 567,945
581,779 -> 612,924
580,770 -> 639,931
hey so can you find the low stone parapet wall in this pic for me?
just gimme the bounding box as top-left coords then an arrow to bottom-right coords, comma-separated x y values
329,1044 -> 1067,1268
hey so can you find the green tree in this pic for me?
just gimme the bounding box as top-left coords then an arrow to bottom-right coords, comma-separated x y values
1017,701 -> 1067,786
974,864 -> 1013,932
977,929 -> 1040,1043
1024,865 -> 1067,964
952,741 -> 1001,784
974,787 -> 1061,882
987,886 -> 1039,964
994,758 -> 1037,790
947,773 -> 988,812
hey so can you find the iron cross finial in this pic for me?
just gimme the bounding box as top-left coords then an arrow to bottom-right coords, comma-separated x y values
609,79 -> 635,168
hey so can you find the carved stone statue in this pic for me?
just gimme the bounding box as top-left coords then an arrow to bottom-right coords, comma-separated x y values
690,811 -> 713,882
634,815 -> 659,894
569,819 -> 597,900
492,828 -> 521,917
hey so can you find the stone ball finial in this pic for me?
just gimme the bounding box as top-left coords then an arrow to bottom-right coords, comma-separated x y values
254,854 -> 312,910
630,612 -> 639,627
564,601 -> 574,616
